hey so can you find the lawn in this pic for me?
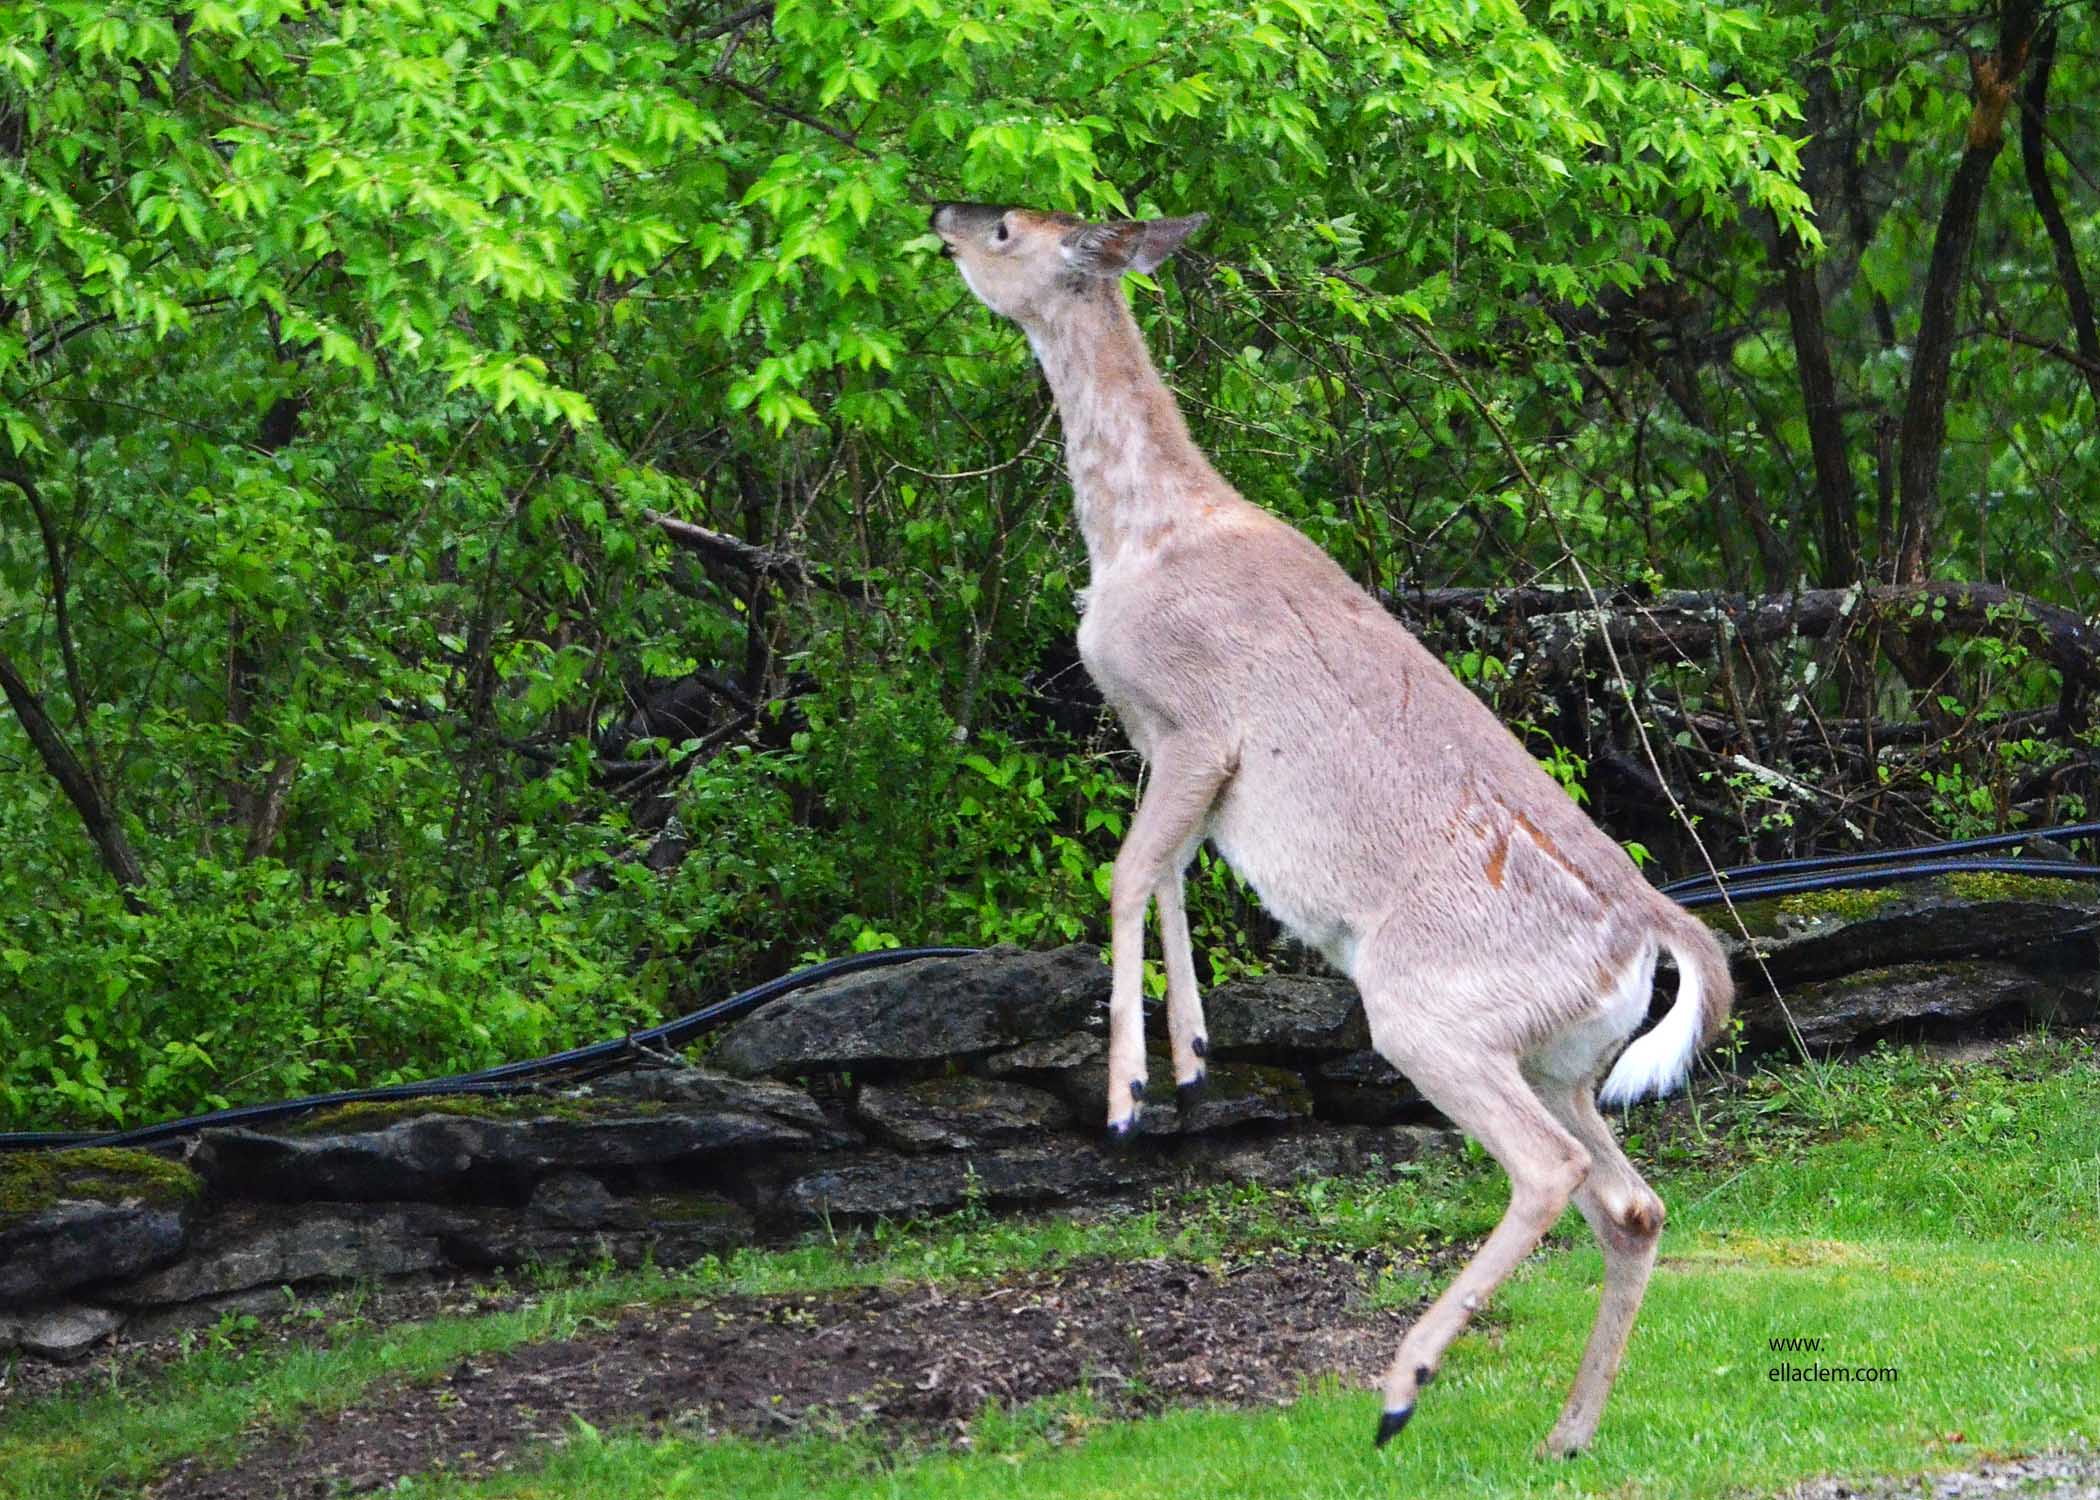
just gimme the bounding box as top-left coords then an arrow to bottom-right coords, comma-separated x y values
3,1034 -> 2096,1499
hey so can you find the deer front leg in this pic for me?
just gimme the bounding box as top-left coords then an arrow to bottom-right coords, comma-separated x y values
1105,748 -> 1230,1138
1155,868 -> 1209,1105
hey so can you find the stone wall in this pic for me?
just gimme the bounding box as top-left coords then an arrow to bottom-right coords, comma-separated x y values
3,875 -> 2094,1362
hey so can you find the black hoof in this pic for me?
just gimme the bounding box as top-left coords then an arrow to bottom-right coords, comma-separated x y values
1107,1114 -> 1140,1149
1191,1036 -> 1208,1059
1374,1406 -> 1414,1448
1128,1078 -> 1146,1101
1415,1364 -> 1435,1387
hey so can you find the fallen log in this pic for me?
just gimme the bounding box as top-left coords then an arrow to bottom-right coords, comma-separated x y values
1385,581 -> 2100,690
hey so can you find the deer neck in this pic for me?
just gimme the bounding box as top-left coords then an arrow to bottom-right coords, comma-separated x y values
1027,291 -> 1220,571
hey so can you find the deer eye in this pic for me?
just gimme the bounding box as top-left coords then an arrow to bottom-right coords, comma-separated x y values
994,222 -> 1010,242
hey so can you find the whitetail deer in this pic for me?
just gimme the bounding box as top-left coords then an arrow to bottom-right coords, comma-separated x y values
929,202 -> 1733,1455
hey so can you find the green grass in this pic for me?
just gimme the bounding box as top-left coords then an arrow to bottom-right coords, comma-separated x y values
4,1035 -> 2096,1500
374,1235 -> 2100,1500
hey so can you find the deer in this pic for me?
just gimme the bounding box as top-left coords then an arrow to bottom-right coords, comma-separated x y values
927,201 -> 1734,1456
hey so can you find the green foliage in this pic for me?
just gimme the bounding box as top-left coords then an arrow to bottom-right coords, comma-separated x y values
1,0 -> 2092,1129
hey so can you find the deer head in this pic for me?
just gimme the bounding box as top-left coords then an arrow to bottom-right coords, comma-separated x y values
929,203 -> 1207,326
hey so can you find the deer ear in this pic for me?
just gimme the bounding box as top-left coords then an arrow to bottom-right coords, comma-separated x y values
1060,214 -> 1207,277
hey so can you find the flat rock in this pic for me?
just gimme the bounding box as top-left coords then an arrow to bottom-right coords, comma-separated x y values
442,1193 -> 751,1272
1742,960 -> 2092,1051
1049,1057 -> 1310,1136
777,1120 -> 1461,1221
1783,1451 -> 2100,1500
0,1302 -> 122,1362
104,1191 -> 754,1307
585,1069 -> 835,1133
103,1203 -> 471,1305
192,1084 -> 844,1203
1204,975 -> 1369,1057
1713,879 -> 2100,985
851,1077 -> 1071,1152
1202,1123 -> 1458,1188
0,1196 -> 193,1304
527,1171 -> 621,1229
981,1031 -> 1104,1077
776,1141 -> 1173,1220
711,944 -> 1109,1078
1045,1047 -> 1181,1138
1175,1063 -> 1314,1134
1308,1049 -> 1426,1124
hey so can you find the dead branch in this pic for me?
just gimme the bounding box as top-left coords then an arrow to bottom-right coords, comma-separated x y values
1386,581 -> 2100,690
643,508 -> 874,603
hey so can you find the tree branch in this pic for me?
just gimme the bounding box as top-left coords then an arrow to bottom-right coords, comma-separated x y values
693,0 -> 771,39
0,644 -> 149,907
2,464 -> 107,793
643,508 -> 874,602
1984,324 -> 2100,376
711,75 -> 877,158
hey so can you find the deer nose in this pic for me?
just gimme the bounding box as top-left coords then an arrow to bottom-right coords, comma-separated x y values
931,202 -> 1004,241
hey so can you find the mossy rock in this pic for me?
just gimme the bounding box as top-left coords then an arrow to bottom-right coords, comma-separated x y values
1700,884 -> 1903,942
1175,1062 -> 1314,1135
289,1093 -> 665,1137
0,1149 -> 199,1304
0,1147 -> 200,1222
1775,885 -> 1904,925
1700,872 -> 2099,984
197,1078 -> 847,1203
1942,869 -> 2097,904
852,1075 -> 1072,1152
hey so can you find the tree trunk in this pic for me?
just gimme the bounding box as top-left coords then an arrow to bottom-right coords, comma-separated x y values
1772,226 -> 1861,584
2018,22 -> 2100,414
1893,0 -> 2039,583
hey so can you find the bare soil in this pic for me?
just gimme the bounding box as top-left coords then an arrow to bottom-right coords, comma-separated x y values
0,1277 -> 535,1415
144,1249 -> 1424,1498
1784,1451 -> 2100,1499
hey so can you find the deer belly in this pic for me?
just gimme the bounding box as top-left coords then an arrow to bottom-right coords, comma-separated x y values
1206,785 -> 1365,974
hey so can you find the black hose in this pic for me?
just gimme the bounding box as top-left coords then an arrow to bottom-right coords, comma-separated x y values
1671,855 -> 2100,909
1661,821 -> 2100,896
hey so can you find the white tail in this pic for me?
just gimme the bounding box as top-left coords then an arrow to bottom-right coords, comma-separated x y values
931,201 -> 1736,1460
1598,933 -> 1711,1106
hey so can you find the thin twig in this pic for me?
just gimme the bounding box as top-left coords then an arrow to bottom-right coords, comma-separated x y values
880,402 -> 1056,481
713,75 -> 877,158
1399,316 -> 1808,1076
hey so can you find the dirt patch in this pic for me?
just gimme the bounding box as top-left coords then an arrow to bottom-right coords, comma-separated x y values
0,1276 -> 535,1416
146,1250 -> 1423,1497
1781,1449 -> 2100,1499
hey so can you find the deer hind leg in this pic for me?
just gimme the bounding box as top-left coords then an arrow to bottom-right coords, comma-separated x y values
1533,1078 -> 1665,1457
1154,853 -> 1210,1105
1104,746 -> 1230,1137
1368,1030 -> 1590,1447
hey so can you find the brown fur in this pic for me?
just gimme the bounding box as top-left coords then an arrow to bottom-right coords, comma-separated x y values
929,201 -> 1735,1456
